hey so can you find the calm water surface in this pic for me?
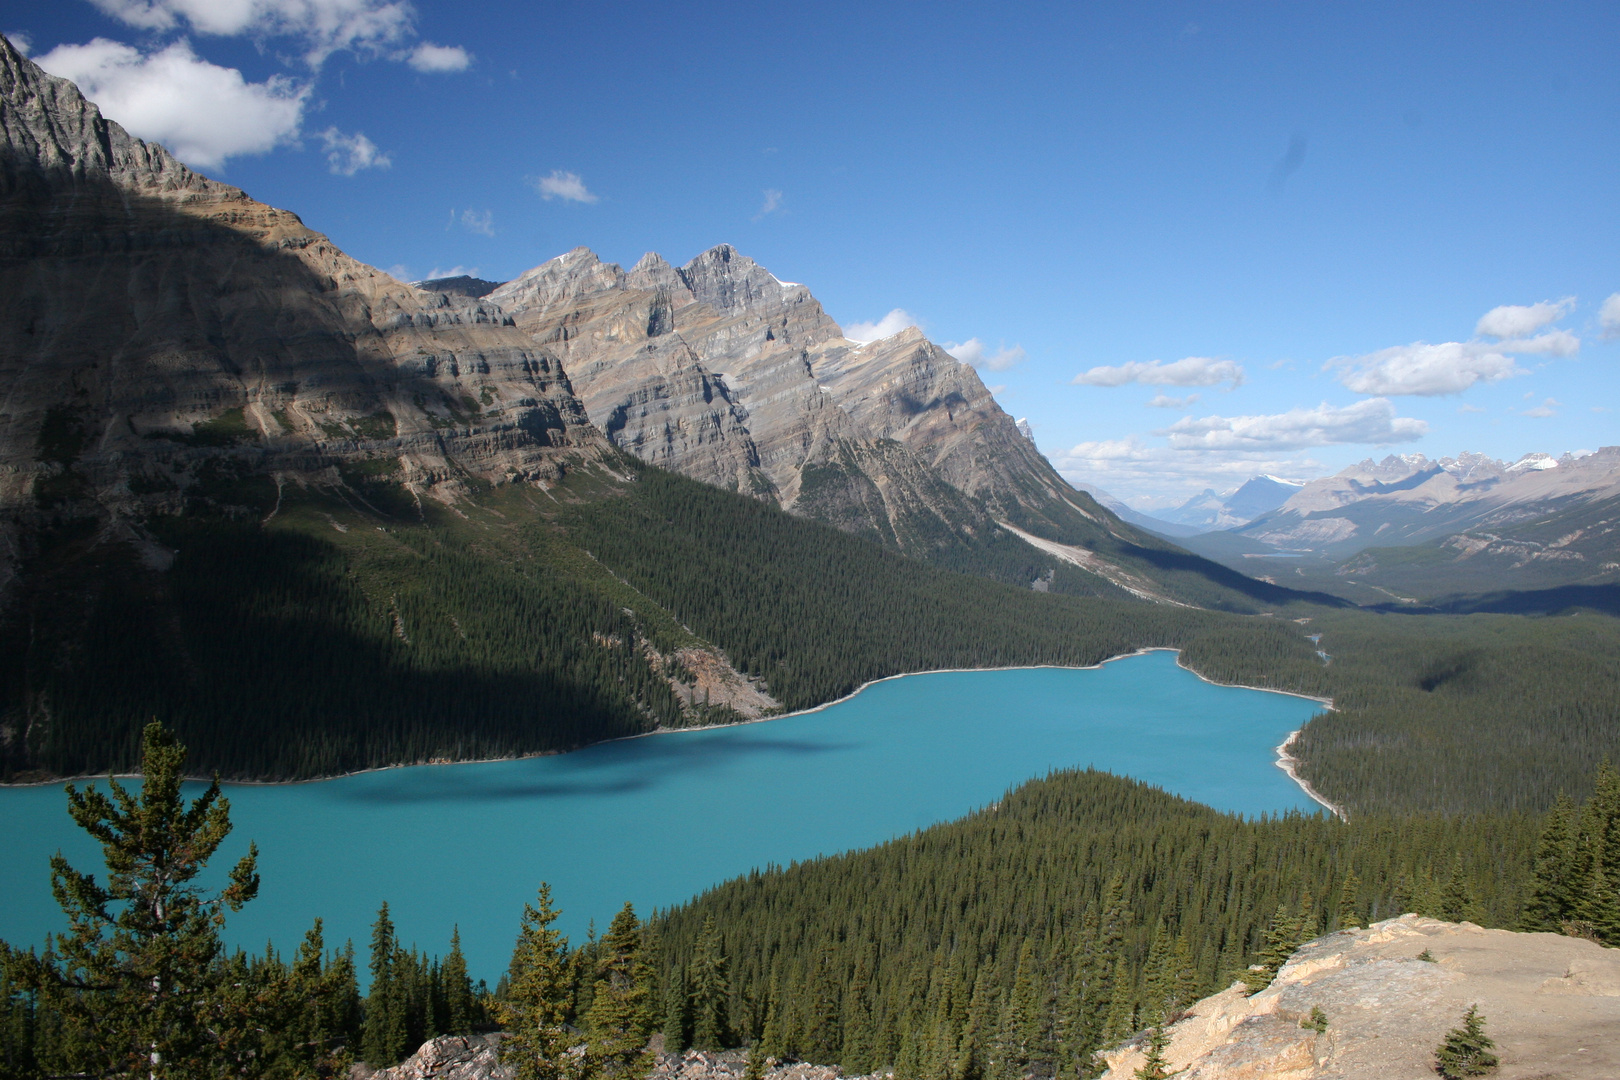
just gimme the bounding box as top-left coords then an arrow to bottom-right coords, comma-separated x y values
0,651 -> 1324,982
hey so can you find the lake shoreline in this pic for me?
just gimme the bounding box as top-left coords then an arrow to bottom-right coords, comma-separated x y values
1,649 -> 1338,809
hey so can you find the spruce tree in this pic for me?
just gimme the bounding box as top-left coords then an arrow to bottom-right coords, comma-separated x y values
443,928 -> 477,1036
690,917 -> 731,1049
1439,856 -> 1475,923
7,721 -> 263,1080
1336,872 -> 1363,931
497,884 -> 578,1080
1241,904 -> 1303,995
1523,794 -> 1575,931
1433,1004 -> 1498,1078
361,902 -> 401,1066
661,964 -> 690,1053
585,904 -> 654,1078
1133,1024 -> 1173,1080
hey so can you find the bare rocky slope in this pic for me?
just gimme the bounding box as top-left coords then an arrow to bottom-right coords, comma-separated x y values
0,33 -> 614,597
1101,915 -> 1620,1080
473,246 -> 1136,555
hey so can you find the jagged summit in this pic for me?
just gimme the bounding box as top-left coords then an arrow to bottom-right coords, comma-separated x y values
488,240 -> 1131,560
0,33 -> 217,199
0,36 -> 610,590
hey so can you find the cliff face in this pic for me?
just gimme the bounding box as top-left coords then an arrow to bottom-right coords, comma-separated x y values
482,246 -> 1124,553
1100,915 -> 1620,1080
0,34 -> 611,593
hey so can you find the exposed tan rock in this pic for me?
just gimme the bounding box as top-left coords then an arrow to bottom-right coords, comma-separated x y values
484,245 -> 1126,556
356,1035 -> 504,1080
1099,915 -> 1620,1080
0,34 -> 613,591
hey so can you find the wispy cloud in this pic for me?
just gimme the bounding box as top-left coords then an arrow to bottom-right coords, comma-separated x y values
457,208 -> 494,236
6,31 -> 31,54
1072,357 -> 1244,389
1332,298 -> 1581,396
1601,293 -> 1620,340
407,42 -> 470,72
1329,341 -> 1521,396
1158,398 -> 1426,451
944,338 -> 1026,371
36,38 -> 307,169
1146,393 -> 1199,409
752,188 -> 783,221
532,170 -> 598,203
86,0 -> 438,69
843,309 -> 920,343
319,127 -> 389,175
1522,397 -> 1561,418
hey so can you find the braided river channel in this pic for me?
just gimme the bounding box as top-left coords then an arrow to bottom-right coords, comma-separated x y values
0,650 -> 1326,983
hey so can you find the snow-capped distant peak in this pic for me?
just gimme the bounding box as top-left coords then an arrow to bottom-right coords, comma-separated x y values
1507,453 -> 1558,472
1258,474 -> 1307,487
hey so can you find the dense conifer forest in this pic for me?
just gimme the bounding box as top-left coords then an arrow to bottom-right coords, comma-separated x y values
648,767 -> 1553,1078
10,727 -> 1615,1079
3,458 -> 1618,820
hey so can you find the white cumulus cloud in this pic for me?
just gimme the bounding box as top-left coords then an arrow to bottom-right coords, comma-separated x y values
87,0 -> 420,68
407,41 -> 470,72
35,38 -> 307,169
318,126 -> 388,175
1601,293 -> 1620,340
1475,297 -> 1575,340
1072,357 -> 1245,389
533,170 -> 598,203
1159,398 -> 1427,451
1328,341 -> 1522,396
843,309 -> 920,343
944,338 -> 1026,371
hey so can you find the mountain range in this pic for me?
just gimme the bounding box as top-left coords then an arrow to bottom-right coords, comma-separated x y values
0,33 -> 1318,780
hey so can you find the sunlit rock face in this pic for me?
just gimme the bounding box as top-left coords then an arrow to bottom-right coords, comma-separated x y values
0,34 -> 615,587
486,244 -> 1113,550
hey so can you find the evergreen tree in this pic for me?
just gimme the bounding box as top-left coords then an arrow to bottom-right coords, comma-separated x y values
1240,905 -> 1303,995
1438,856 -> 1475,923
443,928 -> 478,1036
804,942 -> 842,1064
661,964 -> 690,1053
1336,872 -> 1363,931
585,904 -> 654,1079
5,721 -> 263,1080
840,946 -> 877,1074
362,902 -> 407,1066
690,917 -> 731,1049
1433,1005 -> 1498,1078
1523,794 -> 1576,931
498,884 -> 578,1080
1133,1025 -> 1173,1080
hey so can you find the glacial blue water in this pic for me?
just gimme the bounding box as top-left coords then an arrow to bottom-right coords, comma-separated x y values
0,650 -> 1325,983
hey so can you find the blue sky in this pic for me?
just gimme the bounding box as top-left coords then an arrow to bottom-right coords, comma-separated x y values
5,0 -> 1616,506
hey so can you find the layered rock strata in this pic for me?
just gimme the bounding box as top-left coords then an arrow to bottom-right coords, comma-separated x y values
481,246 -> 1123,551
0,34 -> 611,592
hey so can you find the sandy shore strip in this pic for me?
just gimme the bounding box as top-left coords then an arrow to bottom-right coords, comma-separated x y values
1275,728 -> 1347,820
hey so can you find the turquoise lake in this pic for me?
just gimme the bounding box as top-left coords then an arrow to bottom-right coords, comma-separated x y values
0,650 -> 1325,983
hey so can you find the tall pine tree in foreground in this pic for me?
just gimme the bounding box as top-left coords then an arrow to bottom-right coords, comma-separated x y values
3,721 -> 262,1079
499,884 -> 577,1080
585,903 -> 654,1078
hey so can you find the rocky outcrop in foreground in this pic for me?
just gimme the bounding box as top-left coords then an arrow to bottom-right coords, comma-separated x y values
361,1043 -> 891,1080
1100,914 -> 1620,1080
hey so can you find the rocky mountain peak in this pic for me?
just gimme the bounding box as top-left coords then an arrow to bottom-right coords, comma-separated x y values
627,251 -> 686,292
680,243 -> 802,313
0,33 -> 220,200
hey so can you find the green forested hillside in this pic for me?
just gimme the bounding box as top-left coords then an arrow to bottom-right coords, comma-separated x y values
4,457 -> 1618,822
0,459 -> 1325,781
650,767 -> 1542,1077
